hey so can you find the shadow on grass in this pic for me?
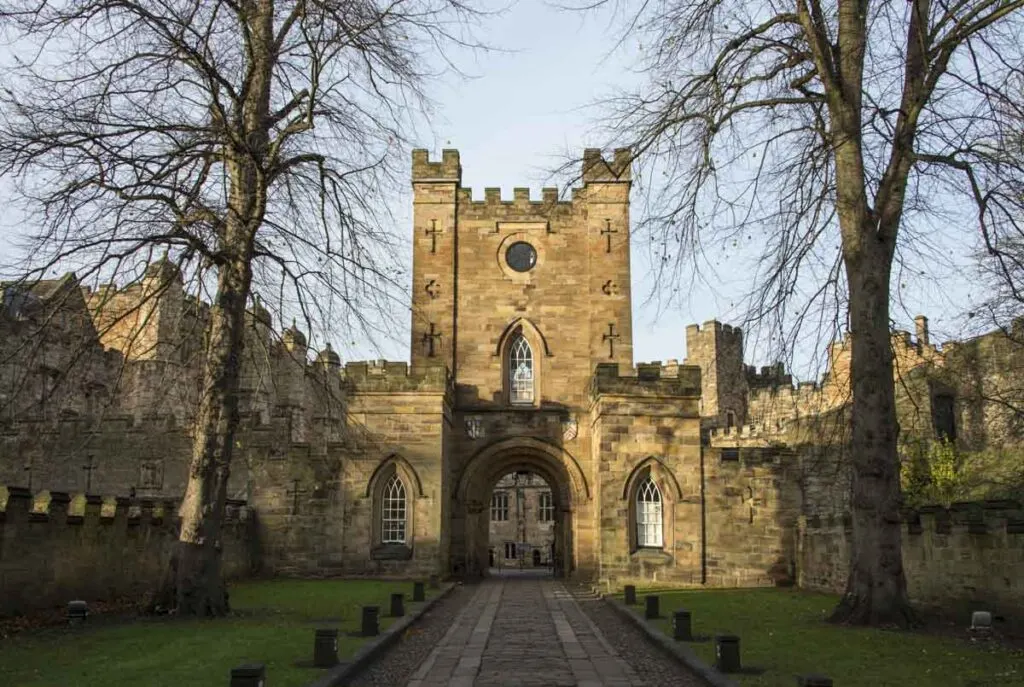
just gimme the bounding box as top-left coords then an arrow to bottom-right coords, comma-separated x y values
625,587 -> 1024,687
0,578 -> 437,687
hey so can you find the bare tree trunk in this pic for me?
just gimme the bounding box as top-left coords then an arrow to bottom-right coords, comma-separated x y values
175,252 -> 253,615
173,0 -> 271,616
830,234 -> 916,626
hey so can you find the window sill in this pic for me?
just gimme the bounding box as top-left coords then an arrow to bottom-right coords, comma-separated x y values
630,548 -> 673,565
371,543 -> 413,561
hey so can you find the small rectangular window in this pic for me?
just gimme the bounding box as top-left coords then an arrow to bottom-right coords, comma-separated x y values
538,492 -> 554,522
721,448 -> 740,462
490,491 -> 509,521
504,542 -> 517,559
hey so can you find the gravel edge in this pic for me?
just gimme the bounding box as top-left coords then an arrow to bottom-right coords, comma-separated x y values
307,583 -> 457,687
343,583 -> 473,687
602,595 -> 738,687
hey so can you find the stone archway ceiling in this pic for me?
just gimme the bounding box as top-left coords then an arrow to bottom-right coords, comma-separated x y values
456,436 -> 591,505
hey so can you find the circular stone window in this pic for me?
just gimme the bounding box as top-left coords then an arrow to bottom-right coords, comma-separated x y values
505,242 -> 537,272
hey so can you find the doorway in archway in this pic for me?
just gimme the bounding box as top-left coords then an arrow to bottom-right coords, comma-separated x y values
451,437 -> 586,579
487,470 -> 555,578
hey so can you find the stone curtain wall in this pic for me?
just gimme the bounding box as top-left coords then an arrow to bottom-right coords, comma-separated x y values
797,502 -> 1024,610
0,486 -> 257,616
702,447 -> 801,588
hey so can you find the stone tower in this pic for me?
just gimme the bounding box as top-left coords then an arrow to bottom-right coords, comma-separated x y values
684,320 -> 747,427
408,148 -> 633,403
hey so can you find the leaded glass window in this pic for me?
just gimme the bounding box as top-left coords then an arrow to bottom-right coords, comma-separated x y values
382,475 -> 407,544
509,334 -> 534,404
636,477 -> 663,548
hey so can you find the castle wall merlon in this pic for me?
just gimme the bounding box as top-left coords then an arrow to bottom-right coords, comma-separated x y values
457,185 -> 572,206
581,148 -> 632,184
411,148 -> 462,183
0,484 -> 251,526
589,361 -> 701,398
708,424 -> 772,440
344,359 -> 451,394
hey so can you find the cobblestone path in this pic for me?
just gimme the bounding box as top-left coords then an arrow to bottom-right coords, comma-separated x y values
401,577 -> 702,687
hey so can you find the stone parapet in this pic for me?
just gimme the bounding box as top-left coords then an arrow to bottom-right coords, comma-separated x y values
455,187 -> 576,221
343,360 -> 451,394
582,148 -> 632,184
708,424 -> 765,440
0,484 -> 256,615
589,362 -> 701,399
411,148 -> 461,182
798,499 -> 1024,610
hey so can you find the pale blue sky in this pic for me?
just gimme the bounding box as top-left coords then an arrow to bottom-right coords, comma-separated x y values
375,0 -> 980,378
0,0 -> 984,381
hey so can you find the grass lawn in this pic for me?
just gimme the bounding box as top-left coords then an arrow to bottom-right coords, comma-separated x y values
629,588 -> 1024,687
0,578 -> 438,687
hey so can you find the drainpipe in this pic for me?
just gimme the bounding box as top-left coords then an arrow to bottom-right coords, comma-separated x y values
700,429 -> 708,585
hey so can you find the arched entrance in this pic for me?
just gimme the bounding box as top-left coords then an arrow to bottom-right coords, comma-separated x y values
451,437 -> 589,579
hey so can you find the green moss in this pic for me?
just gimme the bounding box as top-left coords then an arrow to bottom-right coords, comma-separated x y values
0,579 -> 436,687
632,588 -> 1024,687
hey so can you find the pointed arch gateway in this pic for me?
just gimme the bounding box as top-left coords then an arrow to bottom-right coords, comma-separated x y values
451,436 -> 591,579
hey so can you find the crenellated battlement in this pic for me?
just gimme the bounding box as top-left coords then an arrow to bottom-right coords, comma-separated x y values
453,186 -> 577,220
0,484 -> 255,616
0,485 -> 251,526
455,189 -> 577,223
457,186 -> 570,205
802,500 -> 1024,536
746,362 -> 792,389
708,424 -> 763,439
685,320 -> 744,344
343,359 -> 451,393
411,148 -> 462,182
590,361 -> 701,398
581,148 -> 632,183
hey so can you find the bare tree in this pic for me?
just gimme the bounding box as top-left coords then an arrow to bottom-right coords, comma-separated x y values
587,0 -> 1024,625
0,0 -> 480,615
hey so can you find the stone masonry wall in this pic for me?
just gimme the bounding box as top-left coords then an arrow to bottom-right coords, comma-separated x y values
0,486 -> 256,616
797,502 -> 1024,611
488,472 -> 555,566
684,321 -> 747,427
589,362 -> 704,585
703,446 -> 801,587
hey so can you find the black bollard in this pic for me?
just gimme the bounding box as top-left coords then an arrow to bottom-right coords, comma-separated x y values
623,585 -> 637,605
361,605 -> 380,636
66,600 -> 88,625
797,675 -> 833,687
672,609 -> 692,641
390,592 -> 405,618
313,628 -> 339,668
644,594 -> 660,620
413,581 -> 426,602
229,663 -> 265,687
715,634 -> 741,673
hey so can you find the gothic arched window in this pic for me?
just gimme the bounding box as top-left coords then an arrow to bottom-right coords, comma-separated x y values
508,334 -> 534,404
635,477 -> 663,548
381,474 -> 407,544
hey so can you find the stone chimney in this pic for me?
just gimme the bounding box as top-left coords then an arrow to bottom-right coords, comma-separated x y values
915,315 -> 929,347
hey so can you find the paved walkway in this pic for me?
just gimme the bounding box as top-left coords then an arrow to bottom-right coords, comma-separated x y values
405,578 -> 649,687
